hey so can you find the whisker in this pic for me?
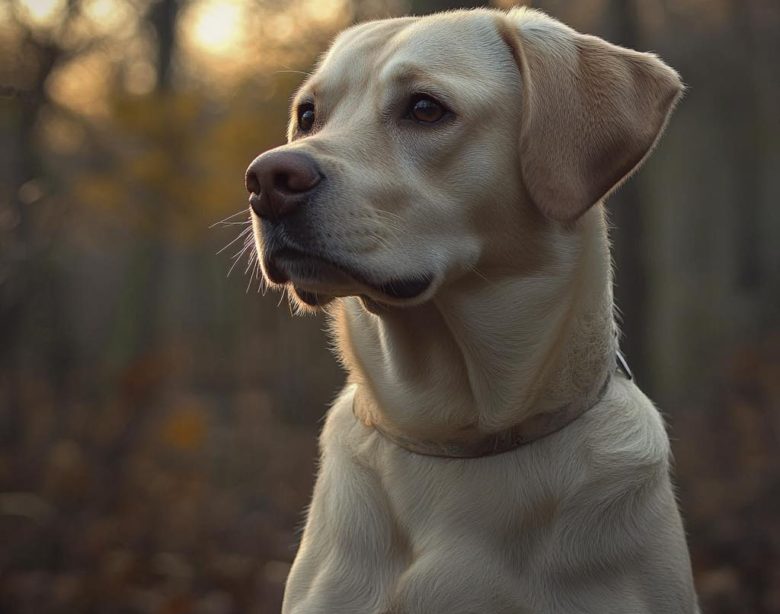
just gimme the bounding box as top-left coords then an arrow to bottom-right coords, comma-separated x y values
216,220 -> 252,227
258,264 -> 269,295
245,253 -> 257,293
255,261 -> 264,294
289,288 -> 302,316
371,211 -> 405,243
467,264 -> 493,285
273,68 -> 313,77
369,232 -> 394,251
210,208 -> 250,228
374,209 -> 404,222
227,242 -> 253,277
244,249 -> 257,275
216,226 -> 253,255
374,223 -> 404,248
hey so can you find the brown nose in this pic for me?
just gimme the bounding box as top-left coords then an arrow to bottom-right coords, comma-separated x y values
245,151 -> 323,220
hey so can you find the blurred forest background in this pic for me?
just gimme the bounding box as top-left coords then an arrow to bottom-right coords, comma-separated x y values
0,0 -> 778,612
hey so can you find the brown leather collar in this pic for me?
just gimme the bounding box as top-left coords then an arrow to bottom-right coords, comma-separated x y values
353,354 -> 631,459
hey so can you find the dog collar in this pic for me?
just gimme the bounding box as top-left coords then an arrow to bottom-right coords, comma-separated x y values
353,353 -> 632,459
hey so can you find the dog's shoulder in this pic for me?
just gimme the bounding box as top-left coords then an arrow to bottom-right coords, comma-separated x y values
586,377 -> 672,473
550,376 -> 677,555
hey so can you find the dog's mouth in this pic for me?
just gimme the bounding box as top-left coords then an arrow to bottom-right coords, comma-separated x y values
263,246 -> 433,308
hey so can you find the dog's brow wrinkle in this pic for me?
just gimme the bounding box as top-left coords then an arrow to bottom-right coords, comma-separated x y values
379,52 -> 436,81
383,62 -> 426,82
293,87 -> 316,107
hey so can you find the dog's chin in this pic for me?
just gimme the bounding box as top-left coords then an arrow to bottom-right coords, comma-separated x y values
263,248 -> 434,311
291,286 -> 336,309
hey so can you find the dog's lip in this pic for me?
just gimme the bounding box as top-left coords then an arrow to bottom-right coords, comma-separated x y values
264,247 -> 433,303
266,247 -> 354,290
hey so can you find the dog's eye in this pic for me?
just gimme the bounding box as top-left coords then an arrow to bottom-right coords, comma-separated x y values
407,95 -> 447,124
297,103 -> 315,132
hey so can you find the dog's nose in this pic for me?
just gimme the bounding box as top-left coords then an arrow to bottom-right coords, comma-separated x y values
245,151 -> 323,220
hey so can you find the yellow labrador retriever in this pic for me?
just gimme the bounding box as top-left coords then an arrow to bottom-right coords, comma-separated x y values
245,7 -> 698,613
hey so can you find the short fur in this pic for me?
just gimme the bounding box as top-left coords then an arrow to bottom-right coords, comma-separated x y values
247,8 -> 697,613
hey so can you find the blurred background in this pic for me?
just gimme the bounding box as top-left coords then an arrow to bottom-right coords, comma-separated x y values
0,0 -> 778,612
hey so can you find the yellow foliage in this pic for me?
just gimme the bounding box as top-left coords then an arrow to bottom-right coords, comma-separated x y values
161,404 -> 208,451
68,80 -> 301,243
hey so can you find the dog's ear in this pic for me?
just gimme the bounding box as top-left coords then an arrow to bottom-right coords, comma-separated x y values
498,10 -> 683,223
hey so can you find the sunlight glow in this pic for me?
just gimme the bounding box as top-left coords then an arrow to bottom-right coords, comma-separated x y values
267,13 -> 295,41
83,0 -> 132,30
179,0 -> 352,86
18,0 -> 65,26
303,0 -> 348,24
188,0 -> 245,56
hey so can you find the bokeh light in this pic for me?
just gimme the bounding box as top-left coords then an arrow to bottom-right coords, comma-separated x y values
17,0 -> 65,26
187,0 -> 247,56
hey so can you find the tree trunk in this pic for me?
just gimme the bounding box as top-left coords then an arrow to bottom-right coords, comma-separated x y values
602,0 -> 651,387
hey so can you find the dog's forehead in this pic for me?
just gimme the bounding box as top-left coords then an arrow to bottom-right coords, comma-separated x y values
311,12 -> 507,96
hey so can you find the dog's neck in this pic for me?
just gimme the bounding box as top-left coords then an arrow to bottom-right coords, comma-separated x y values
334,206 -> 617,441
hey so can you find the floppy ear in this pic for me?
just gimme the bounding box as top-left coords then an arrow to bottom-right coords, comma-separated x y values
498,10 -> 683,222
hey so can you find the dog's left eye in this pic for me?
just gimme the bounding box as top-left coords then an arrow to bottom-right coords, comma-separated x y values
297,103 -> 316,132
406,95 -> 448,124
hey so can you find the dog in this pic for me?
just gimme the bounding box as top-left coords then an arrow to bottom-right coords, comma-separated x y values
245,7 -> 698,613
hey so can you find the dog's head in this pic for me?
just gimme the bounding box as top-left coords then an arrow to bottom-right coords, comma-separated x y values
245,8 -> 682,311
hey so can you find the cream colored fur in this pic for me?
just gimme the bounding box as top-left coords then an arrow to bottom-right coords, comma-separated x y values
249,8 -> 698,613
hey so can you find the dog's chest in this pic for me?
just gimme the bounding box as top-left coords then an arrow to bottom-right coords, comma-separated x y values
283,403 -> 555,613
286,526 -> 535,614
283,389 -> 694,614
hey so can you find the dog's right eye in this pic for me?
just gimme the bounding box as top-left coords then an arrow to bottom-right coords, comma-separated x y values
297,103 -> 315,132
406,94 -> 449,124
